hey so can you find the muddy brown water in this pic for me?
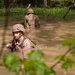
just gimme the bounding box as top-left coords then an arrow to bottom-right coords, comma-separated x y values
0,17 -> 75,75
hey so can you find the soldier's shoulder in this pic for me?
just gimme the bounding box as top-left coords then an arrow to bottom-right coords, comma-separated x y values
34,15 -> 39,19
23,38 -> 31,45
24,38 -> 30,42
25,15 -> 29,18
34,15 -> 38,17
23,38 -> 36,48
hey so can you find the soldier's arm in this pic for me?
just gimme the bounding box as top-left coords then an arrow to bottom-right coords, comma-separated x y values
35,15 -> 41,28
21,39 -> 32,58
6,39 -> 18,52
24,15 -> 29,28
13,39 -> 35,59
6,40 -> 13,48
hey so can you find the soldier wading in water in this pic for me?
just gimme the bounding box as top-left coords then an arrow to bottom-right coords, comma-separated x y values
6,24 -> 35,59
24,8 -> 40,29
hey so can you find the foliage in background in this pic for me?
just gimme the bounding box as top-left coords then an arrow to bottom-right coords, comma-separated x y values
0,7 -> 75,20
0,0 -> 75,8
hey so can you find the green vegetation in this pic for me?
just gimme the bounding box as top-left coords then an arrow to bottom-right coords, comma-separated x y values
0,7 -> 75,19
3,50 -> 56,75
54,34 -> 75,71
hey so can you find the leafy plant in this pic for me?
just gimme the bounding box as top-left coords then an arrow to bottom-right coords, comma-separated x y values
3,50 -> 56,75
0,7 -> 75,19
55,54 -> 75,71
53,34 -> 75,73
3,53 -> 19,72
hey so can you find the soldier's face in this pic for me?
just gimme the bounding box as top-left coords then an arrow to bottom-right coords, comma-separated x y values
13,31 -> 21,40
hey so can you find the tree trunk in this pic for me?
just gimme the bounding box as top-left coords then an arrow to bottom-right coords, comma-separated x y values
43,0 -> 47,8
35,0 -> 38,7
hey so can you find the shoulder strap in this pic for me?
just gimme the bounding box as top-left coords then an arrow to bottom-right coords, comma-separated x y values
21,37 -> 36,48
28,37 -> 36,48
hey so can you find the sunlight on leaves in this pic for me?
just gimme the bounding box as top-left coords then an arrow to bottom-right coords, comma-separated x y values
3,53 -> 19,72
70,48 -> 75,56
54,54 -> 64,61
27,50 -> 44,60
61,37 -> 73,46
61,56 -> 75,71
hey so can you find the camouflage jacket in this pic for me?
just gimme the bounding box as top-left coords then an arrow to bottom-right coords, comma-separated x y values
24,14 -> 40,29
6,37 -> 36,59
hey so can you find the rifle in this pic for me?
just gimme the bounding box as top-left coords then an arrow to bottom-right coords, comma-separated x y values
10,39 -> 19,52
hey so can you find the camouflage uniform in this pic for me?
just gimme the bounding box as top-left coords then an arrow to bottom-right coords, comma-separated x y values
6,24 -> 35,59
24,8 -> 40,29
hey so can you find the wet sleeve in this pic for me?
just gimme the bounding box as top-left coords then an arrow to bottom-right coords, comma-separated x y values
6,40 -> 13,48
35,15 -> 41,28
24,15 -> 28,27
22,39 -> 32,58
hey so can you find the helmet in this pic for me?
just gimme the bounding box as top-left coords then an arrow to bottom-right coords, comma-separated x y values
12,24 -> 25,33
27,8 -> 34,14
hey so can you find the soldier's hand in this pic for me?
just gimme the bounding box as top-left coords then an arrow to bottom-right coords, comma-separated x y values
6,43 -> 12,48
15,45 -> 22,52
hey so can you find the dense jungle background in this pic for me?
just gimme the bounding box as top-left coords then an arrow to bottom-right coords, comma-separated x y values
0,0 -> 75,75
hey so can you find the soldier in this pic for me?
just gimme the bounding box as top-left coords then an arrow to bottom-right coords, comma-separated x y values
24,8 -> 40,29
6,24 -> 35,59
